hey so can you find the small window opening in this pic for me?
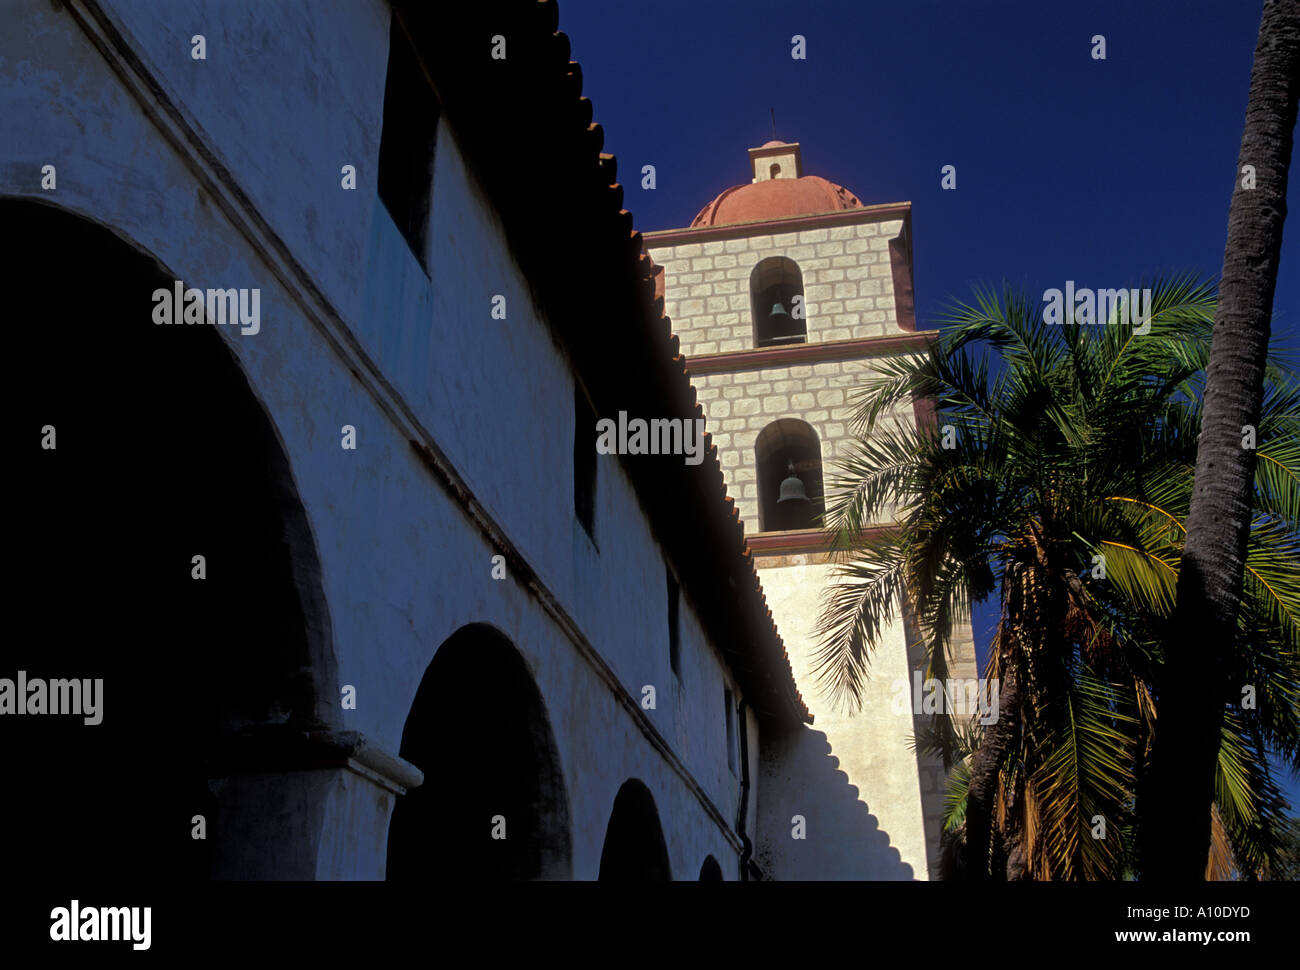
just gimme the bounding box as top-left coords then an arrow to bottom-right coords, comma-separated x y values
378,17 -> 440,268
574,385 -> 596,539
725,688 -> 737,774
667,567 -> 681,676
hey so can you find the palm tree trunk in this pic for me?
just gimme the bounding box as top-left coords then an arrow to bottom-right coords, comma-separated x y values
1139,0 -> 1300,880
964,661 -> 1020,878
1002,785 -> 1030,880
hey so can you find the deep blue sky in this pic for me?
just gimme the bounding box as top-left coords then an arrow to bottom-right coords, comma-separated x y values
557,0 -> 1300,811
561,0 -> 1296,337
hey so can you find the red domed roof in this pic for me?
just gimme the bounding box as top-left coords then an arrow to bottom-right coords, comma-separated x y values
690,175 -> 864,228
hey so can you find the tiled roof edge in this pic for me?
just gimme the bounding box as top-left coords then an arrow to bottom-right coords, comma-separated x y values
401,0 -> 812,726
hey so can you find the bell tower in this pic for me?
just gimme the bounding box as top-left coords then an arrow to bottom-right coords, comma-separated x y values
645,142 -> 979,880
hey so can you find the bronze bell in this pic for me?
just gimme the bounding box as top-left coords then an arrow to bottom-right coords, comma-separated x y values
769,301 -> 789,318
777,460 -> 808,504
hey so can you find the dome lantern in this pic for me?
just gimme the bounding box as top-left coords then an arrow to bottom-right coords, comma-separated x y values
688,141 -> 865,228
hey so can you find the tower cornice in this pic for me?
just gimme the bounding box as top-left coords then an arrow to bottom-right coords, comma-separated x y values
645,201 -> 911,248
684,329 -> 936,376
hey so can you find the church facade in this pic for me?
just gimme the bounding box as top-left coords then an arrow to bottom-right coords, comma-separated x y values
2,0 -> 965,881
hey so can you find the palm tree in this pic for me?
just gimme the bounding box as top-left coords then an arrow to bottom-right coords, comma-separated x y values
1266,816 -> 1300,879
1140,0 -> 1300,880
814,279 -> 1300,879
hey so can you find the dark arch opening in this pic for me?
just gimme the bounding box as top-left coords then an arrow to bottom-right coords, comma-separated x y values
387,624 -> 572,880
699,855 -> 724,881
2,197 -> 336,882
756,418 -> 825,532
598,779 -> 672,881
750,256 -> 806,347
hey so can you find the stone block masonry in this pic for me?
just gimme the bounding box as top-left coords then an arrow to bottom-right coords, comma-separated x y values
687,357 -> 914,529
648,217 -> 904,359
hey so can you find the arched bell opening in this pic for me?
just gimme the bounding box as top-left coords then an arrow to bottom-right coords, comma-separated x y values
755,418 -> 825,532
750,256 -> 806,348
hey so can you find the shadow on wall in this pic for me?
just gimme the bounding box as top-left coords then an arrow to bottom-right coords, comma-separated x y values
757,726 -> 915,880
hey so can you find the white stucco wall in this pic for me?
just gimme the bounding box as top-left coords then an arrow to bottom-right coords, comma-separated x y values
754,559 -> 925,878
1,0 -> 765,880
